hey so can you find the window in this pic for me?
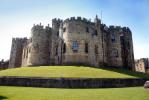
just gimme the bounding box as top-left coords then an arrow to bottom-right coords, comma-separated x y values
111,33 -> 116,42
111,49 -> 118,57
63,28 -> 66,32
127,41 -> 130,49
72,41 -> 78,52
23,49 -> 26,58
63,43 -> 66,53
92,30 -> 98,36
55,46 -> 58,56
34,43 -> 39,52
26,49 -> 28,58
95,45 -> 98,54
85,43 -> 88,53
28,47 -> 30,53
94,30 -> 98,35
57,32 -> 59,36
86,27 -> 89,33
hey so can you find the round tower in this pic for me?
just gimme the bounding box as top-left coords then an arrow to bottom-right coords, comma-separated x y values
28,23 -> 52,66
62,17 -> 99,66
52,18 -> 62,37
120,27 -> 135,70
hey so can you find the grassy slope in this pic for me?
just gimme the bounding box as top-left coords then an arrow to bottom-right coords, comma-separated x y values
0,86 -> 149,100
0,66 -> 148,78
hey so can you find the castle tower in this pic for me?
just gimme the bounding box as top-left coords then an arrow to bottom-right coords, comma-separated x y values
94,15 -> 105,67
28,24 -> 52,66
106,26 -> 123,67
50,18 -> 63,65
120,27 -> 135,70
9,38 -> 27,68
100,24 -> 108,66
52,18 -> 62,37
62,17 -> 91,65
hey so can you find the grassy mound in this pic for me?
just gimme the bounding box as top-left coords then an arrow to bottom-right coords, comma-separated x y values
0,86 -> 148,100
0,66 -> 148,78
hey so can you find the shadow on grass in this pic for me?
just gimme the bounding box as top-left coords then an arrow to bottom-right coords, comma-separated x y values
0,95 -> 8,100
100,67 -> 149,78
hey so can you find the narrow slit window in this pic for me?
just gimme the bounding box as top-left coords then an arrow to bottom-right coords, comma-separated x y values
85,43 -> 88,53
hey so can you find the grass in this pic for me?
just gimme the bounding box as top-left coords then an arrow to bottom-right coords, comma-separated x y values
0,86 -> 149,100
0,66 -> 148,78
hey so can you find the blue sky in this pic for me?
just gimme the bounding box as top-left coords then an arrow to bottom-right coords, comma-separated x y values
0,0 -> 149,60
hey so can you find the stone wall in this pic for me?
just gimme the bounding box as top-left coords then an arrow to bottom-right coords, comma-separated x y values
9,38 -> 27,68
0,76 -> 148,88
26,24 -> 52,66
135,58 -> 149,73
121,27 -> 135,70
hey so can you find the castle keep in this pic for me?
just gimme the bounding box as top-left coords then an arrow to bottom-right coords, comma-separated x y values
9,16 -> 135,70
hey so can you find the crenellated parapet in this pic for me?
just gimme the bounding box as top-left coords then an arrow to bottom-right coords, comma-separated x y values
63,17 -> 95,25
107,25 -> 131,34
32,23 -> 44,31
32,23 -> 51,32
52,18 -> 63,29
12,37 -> 28,43
52,18 -> 63,23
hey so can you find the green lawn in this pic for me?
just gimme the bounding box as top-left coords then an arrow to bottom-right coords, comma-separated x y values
0,66 -> 148,78
0,86 -> 148,100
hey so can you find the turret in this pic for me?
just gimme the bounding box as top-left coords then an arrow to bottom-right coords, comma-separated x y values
52,18 -> 62,37
94,15 -> 104,66
28,23 -> 52,66
94,15 -> 101,25
120,27 -> 135,70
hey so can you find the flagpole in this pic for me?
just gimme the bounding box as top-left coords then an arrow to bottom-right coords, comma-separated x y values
101,10 -> 102,24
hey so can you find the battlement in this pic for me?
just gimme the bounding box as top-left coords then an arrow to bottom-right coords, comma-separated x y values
32,23 -> 51,31
52,18 -> 63,23
108,25 -> 131,33
122,27 -> 131,33
32,23 -> 44,30
63,16 -> 94,25
12,37 -> 28,43
45,24 -> 52,30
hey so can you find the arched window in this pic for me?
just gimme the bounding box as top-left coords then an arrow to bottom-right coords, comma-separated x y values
72,41 -> 78,52
95,45 -> 98,54
26,48 -> 28,58
111,33 -> 116,42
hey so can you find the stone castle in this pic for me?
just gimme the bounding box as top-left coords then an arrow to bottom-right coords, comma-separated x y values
9,15 -> 135,70
135,58 -> 149,73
